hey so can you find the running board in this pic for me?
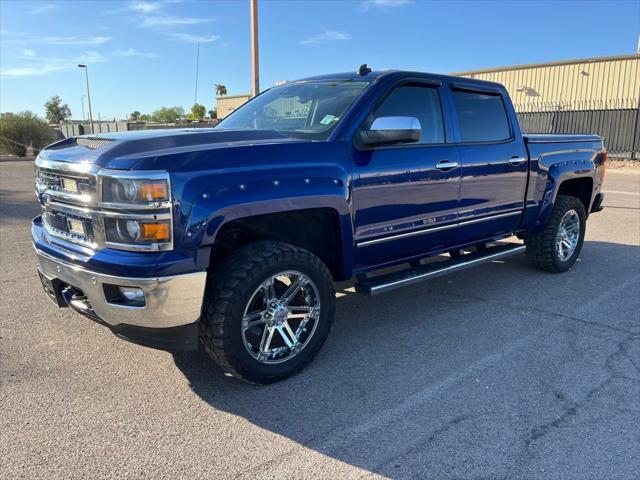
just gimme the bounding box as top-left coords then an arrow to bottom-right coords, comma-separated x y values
354,243 -> 526,296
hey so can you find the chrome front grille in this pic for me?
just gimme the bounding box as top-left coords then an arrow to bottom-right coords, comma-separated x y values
44,210 -> 69,231
36,161 -> 100,248
42,207 -> 96,248
36,167 -> 95,197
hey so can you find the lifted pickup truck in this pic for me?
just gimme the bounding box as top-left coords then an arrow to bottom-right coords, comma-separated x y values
33,67 -> 606,383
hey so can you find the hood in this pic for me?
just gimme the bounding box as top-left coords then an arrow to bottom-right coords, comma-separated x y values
38,129 -> 303,170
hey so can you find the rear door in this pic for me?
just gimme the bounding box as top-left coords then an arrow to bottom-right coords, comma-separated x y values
450,85 -> 528,242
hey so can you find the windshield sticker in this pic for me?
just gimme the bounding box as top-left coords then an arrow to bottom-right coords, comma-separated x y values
320,115 -> 337,125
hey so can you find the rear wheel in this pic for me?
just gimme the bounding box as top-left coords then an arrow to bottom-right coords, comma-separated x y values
200,241 -> 336,383
525,195 -> 587,273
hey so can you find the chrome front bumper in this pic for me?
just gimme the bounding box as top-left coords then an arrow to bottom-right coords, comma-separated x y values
35,247 -> 207,329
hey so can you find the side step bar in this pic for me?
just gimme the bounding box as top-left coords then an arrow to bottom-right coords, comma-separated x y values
354,243 -> 526,296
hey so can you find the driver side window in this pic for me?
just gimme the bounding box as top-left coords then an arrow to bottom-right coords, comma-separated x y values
371,84 -> 445,144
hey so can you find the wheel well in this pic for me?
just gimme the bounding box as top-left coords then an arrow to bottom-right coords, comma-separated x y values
557,177 -> 593,213
211,208 -> 344,280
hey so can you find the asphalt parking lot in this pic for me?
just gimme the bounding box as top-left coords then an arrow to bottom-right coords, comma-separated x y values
1,160 -> 639,480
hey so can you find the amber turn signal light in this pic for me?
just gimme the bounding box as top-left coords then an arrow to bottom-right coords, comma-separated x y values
140,222 -> 170,241
138,182 -> 169,201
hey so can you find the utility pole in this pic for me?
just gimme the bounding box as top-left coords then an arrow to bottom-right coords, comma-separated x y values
250,0 -> 259,97
78,65 -> 94,134
194,41 -> 200,106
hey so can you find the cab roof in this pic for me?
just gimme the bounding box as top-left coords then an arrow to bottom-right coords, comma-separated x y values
295,69 -> 506,91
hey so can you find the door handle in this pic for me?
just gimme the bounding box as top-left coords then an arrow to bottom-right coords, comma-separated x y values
435,160 -> 459,171
508,156 -> 527,166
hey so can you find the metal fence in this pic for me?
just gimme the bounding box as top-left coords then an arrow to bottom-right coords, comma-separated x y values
58,122 -> 128,138
515,101 -> 640,159
59,120 -> 220,138
127,120 -> 219,130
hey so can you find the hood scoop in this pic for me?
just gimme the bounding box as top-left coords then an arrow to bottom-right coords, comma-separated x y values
75,137 -> 114,149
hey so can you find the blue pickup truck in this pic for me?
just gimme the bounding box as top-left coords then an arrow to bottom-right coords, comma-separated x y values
33,67 -> 606,383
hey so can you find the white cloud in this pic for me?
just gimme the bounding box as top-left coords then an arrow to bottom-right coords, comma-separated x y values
20,48 -> 36,57
141,15 -> 214,27
168,33 -> 219,43
127,1 -> 162,13
360,0 -> 412,12
1,52 -> 107,78
76,51 -> 107,63
1,64 -> 67,77
25,3 -> 56,14
41,36 -> 111,46
114,48 -> 159,58
299,30 -> 352,46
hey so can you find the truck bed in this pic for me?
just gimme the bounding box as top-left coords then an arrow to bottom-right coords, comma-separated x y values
523,133 -> 603,143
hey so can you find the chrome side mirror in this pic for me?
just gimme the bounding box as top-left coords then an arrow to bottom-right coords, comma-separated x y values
359,116 -> 421,147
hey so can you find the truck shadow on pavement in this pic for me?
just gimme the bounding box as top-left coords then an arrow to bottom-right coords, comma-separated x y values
172,240 -> 640,478
0,186 -> 41,222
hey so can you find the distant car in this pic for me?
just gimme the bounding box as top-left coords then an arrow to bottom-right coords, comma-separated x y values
33,67 -> 606,383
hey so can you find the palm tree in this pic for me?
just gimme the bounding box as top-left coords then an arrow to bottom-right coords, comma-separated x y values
215,84 -> 228,96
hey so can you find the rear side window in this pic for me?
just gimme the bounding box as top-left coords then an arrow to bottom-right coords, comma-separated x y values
370,84 -> 445,144
452,90 -> 511,142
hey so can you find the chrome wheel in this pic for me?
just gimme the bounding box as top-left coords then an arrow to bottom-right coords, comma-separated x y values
556,209 -> 580,261
241,270 -> 321,364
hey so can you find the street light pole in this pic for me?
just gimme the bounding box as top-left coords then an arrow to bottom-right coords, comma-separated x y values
78,64 -> 94,134
250,0 -> 259,97
194,41 -> 200,106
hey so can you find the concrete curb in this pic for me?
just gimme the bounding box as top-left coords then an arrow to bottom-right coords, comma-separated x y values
0,156 -> 35,163
606,169 -> 640,176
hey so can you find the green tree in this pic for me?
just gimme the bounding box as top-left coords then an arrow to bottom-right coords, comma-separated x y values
129,110 -> 141,121
188,103 -> 206,120
215,84 -> 228,96
0,112 -> 56,157
208,108 -> 217,119
151,106 -> 184,123
140,113 -> 151,121
44,95 -> 71,124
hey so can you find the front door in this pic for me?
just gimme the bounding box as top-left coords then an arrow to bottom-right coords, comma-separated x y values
351,82 -> 461,269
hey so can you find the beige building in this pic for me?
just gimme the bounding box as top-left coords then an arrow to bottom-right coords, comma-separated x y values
453,54 -> 640,112
216,94 -> 251,119
216,54 -> 639,118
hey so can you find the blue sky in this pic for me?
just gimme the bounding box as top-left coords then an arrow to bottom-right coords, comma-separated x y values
1,0 -> 638,120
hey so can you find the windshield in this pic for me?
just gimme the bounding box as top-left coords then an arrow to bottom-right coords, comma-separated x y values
216,80 -> 370,140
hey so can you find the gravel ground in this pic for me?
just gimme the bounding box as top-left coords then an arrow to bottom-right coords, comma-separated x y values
1,161 -> 638,479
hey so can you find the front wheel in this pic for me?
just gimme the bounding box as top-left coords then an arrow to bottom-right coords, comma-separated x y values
525,195 -> 587,273
200,241 -> 336,384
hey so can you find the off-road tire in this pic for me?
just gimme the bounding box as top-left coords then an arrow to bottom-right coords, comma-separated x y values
525,195 -> 587,273
200,241 -> 336,384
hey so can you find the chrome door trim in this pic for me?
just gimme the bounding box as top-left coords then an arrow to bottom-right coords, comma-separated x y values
357,222 -> 458,247
356,210 -> 521,247
457,210 -> 521,226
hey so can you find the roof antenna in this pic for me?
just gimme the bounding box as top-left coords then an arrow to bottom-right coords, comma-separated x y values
358,64 -> 372,76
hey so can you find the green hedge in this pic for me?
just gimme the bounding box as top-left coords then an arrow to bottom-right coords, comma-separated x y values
0,112 -> 56,157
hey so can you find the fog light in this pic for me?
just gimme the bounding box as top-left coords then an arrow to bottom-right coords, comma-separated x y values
118,287 -> 145,307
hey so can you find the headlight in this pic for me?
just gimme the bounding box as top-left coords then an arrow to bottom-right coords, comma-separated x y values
102,176 -> 170,205
104,217 -> 172,246
98,171 -> 173,251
